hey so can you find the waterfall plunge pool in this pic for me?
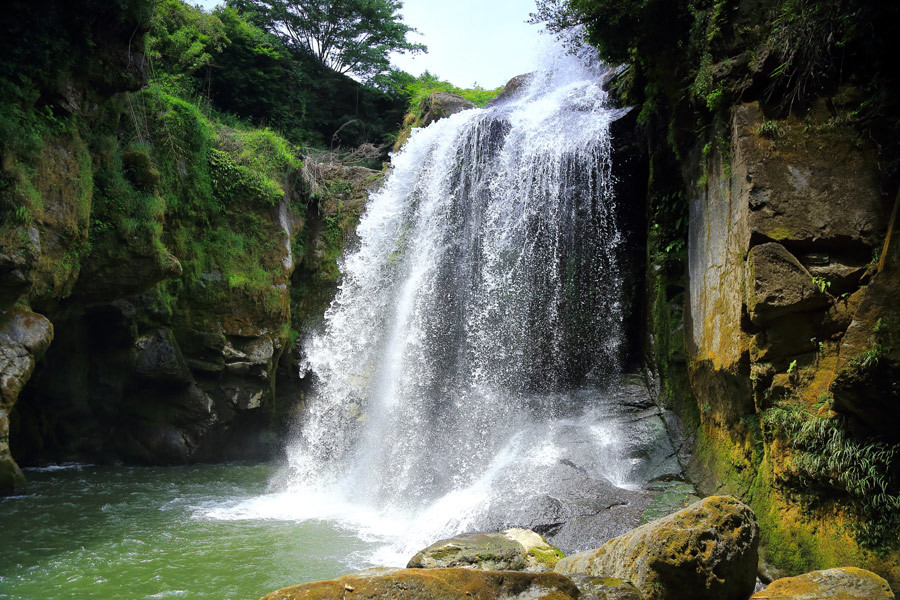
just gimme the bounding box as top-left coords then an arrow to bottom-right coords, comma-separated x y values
0,380 -> 692,600
0,463 -> 375,599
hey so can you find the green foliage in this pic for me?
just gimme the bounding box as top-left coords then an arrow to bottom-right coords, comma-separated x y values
757,120 -> 782,138
405,71 -> 503,111
147,0 -> 407,149
532,0 -> 900,175
764,406 -> 900,551
390,71 -> 503,148
229,0 -> 426,81
846,317 -> 891,371
148,0 -> 228,94
811,275 -> 830,294
206,7 -> 307,139
0,0 -> 153,100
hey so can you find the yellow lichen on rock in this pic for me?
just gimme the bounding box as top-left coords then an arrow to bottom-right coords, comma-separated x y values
751,566 -> 895,599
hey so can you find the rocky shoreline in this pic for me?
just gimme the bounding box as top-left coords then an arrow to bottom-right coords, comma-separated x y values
261,496 -> 895,600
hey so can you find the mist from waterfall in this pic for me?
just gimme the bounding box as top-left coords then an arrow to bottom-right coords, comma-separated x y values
201,43 -> 666,568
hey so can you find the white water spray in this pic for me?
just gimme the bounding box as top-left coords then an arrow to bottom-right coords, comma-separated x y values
202,44 -> 680,568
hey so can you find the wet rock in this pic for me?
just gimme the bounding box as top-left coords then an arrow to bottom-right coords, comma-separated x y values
472,381 -> 689,556
538,498 -> 654,557
555,496 -> 759,600
477,453 -> 652,556
134,329 -> 192,384
0,309 -> 53,494
487,74 -> 534,106
745,243 -> 830,326
407,528 -> 564,572
750,567 -> 895,599
568,575 -> 644,600
421,93 -> 476,126
260,568 -> 582,600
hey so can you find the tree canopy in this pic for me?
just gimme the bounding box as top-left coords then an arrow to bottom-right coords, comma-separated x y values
227,0 -> 426,81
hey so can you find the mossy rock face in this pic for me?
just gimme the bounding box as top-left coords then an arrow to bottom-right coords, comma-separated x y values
407,529 -> 565,572
260,567 -> 581,600
750,567 -> 895,600
0,309 -> 53,494
555,496 -> 759,600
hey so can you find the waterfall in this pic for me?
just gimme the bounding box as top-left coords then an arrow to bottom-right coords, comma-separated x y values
204,45 -> 683,568
289,50 -> 625,500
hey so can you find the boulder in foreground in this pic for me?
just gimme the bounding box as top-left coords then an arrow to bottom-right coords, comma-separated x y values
750,567 -> 895,599
407,528 -> 564,571
259,567 -> 581,600
555,495 -> 758,600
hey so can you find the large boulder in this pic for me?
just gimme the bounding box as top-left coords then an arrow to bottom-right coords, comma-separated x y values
486,73 -> 534,107
750,567 -> 895,599
260,568 -> 581,600
407,529 -> 564,572
555,496 -> 759,600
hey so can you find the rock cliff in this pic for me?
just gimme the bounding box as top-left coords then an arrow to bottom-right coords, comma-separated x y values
571,0 -> 900,589
0,0 -> 380,491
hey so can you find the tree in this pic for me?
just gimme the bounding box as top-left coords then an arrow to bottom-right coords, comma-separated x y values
227,0 -> 426,81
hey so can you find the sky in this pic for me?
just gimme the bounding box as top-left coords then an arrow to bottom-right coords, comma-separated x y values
193,0 -> 548,89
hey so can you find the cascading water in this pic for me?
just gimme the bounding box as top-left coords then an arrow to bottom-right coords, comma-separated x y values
204,44 -> 683,568
291,50 -> 625,501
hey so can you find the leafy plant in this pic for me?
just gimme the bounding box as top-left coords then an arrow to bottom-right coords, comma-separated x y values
764,406 -> 900,551
757,120 -> 782,139
811,275 -> 830,293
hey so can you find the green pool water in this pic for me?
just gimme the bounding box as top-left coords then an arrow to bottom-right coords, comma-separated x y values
0,463 -> 379,599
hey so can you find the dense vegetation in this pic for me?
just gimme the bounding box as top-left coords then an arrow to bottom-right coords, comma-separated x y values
0,0 -> 501,308
532,0 -> 900,171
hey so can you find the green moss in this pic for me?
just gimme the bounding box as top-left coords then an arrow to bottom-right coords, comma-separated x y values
527,547 -> 565,570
